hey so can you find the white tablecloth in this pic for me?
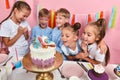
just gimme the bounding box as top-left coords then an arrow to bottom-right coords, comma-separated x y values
1,61 -> 119,80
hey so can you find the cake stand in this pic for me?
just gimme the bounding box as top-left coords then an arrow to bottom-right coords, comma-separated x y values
22,51 -> 63,80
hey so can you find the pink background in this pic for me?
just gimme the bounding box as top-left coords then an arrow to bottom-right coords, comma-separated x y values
0,0 -> 120,64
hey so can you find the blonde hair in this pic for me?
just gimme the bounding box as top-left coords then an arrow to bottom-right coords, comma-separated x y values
56,8 -> 70,19
38,8 -> 50,18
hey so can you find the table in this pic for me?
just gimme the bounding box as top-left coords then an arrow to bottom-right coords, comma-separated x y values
6,61 -> 119,80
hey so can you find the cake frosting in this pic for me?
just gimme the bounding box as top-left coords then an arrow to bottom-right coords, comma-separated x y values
30,36 -> 56,68
94,64 -> 105,74
114,65 -> 120,77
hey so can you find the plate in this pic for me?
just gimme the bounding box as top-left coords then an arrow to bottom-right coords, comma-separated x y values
105,64 -> 119,79
0,54 -> 8,64
114,68 -> 120,79
61,62 -> 84,78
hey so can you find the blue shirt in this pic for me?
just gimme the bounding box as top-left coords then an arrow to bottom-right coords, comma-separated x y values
51,27 -> 63,53
30,25 -> 52,44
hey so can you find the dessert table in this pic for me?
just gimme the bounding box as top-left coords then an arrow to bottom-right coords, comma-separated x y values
2,61 -> 118,80
0,53 -> 119,80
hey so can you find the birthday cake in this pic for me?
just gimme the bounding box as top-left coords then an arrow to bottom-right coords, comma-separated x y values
30,36 -> 56,68
114,65 -> 120,77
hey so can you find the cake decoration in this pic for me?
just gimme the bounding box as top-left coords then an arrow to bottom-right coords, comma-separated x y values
33,36 -> 55,48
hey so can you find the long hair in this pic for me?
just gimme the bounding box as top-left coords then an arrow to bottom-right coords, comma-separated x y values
105,46 -> 110,66
0,1 -> 31,25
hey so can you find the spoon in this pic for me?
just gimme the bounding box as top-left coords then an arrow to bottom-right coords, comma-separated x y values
77,61 -> 88,72
58,68 -> 65,78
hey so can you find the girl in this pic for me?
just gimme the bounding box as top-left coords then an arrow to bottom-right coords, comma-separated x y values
76,18 -> 110,66
30,8 -> 52,44
0,1 -> 31,60
61,22 -> 82,61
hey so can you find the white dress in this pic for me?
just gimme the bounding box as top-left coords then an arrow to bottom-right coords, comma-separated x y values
0,18 -> 31,61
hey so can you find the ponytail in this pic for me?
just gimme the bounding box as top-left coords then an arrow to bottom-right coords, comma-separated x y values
105,46 -> 110,66
0,8 -> 14,25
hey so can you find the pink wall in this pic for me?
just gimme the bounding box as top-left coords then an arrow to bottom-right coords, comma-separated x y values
0,0 -> 120,64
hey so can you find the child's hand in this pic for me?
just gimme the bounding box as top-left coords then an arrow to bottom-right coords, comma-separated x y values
75,52 -> 88,59
98,40 -> 107,54
81,41 -> 88,53
18,26 -> 24,35
23,27 -> 28,33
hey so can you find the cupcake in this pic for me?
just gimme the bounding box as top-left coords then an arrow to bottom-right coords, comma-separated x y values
93,64 -> 105,77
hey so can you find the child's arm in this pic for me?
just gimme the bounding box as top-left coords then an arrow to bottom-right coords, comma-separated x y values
83,57 -> 101,64
75,41 -> 88,59
0,48 -> 6,54
75,52 -> 88,59
67,55 -> 80,60
98,39 -> 107,54
2,27 -> 24,47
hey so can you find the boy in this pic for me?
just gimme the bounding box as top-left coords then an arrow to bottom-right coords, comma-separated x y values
51,8 -> 70,59
30,8 -> 52,44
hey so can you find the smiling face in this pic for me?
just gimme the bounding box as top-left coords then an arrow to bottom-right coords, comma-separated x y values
81,25 -> 99,44
39,16 -> 49,28
61,27 -> 78,47
56,13 -> 69,28
13,8 -> 31,24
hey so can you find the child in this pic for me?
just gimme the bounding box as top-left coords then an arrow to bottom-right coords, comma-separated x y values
61,22 -> 82,61
51,8 -> 70,59
76,18 -> 110,66
30,8 -> 52,44
0,1 -> 31,60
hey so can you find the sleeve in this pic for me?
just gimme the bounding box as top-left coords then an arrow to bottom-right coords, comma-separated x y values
88,44 -> 100,60
0,22 -> 11,37
61,45 -> 69,56
48,27 -> 53,40
95,49 -> 105,62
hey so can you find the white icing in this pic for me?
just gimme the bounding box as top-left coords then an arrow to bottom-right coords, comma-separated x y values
30,44 -> 55,60
94,64 -> 105,74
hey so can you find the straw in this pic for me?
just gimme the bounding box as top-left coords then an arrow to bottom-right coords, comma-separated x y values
15,48 -> 18,61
